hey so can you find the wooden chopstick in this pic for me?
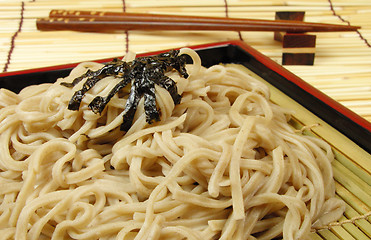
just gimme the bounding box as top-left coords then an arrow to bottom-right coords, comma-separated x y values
36,9 -> 360,33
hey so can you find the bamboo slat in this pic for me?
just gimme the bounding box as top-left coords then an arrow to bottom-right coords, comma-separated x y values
318,228 -> 342,240
340,202 -> 371,238
335,216 -> 368,240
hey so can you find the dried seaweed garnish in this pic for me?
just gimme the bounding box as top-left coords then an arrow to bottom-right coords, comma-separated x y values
61,50 -> 188,131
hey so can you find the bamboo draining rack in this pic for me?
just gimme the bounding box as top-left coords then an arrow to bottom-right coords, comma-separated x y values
0,0 -> 371,239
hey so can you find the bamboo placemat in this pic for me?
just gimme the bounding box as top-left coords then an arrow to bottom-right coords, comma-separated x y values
1,0 -> 370,121
1,1 -> 370,239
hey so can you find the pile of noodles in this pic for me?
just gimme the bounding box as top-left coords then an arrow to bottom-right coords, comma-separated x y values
0,48 -> 344,240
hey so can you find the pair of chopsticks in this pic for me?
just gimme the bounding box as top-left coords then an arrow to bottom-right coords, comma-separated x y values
36,9 -> 360,33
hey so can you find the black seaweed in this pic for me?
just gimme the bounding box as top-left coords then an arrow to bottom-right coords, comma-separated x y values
61,50 -> 188,131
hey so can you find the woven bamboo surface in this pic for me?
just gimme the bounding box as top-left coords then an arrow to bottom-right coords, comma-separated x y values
0,0 -> 370,239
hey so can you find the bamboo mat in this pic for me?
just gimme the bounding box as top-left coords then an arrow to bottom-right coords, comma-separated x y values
0,1 -> 370,239
1,0 -> 370,121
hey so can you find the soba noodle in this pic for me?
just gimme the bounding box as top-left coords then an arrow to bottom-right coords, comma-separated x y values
0,48 -> 344,240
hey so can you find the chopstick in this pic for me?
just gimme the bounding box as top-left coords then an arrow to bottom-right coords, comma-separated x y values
36,9 -> 360,33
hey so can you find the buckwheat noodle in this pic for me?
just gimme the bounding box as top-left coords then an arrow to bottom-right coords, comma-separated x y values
0,48 -> 344,240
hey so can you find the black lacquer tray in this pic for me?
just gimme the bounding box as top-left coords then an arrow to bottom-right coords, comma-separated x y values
1,40 -> 371,239
1,40 -> 370,154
